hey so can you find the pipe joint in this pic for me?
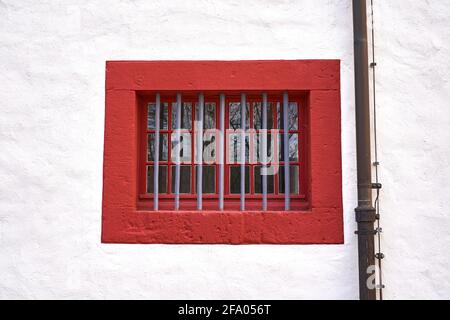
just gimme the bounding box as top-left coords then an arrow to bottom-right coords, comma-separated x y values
355,206 -> 377,223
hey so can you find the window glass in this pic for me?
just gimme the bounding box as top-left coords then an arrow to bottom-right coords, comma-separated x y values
145,96 -> 303,200
148,103 -> 168,130
172,102 -> 192,129
228,133 -> 250,164
230,166 -> 250,194
278,165 -> 300,195
254,133 -> 274,164
171,166 -> 191,194
254,166 -> 275,194
147,165 -> 168,194
278,102 -> 298,131
204,103 -> 216,129
229,102 -> 250,130
170,133 -> 191,163
253,102 -> 274,130
196,166 -> 216,194
279,134 -> 299,162
147,133 -> 168,162
203,132 -> 217,163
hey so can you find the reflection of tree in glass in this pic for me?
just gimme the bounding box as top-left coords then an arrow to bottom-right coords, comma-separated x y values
148,134 -> 168,161
203,135 -> 216,160
204,103 -> 216,129
289,134 -> 298,161
229,103 -> 240,130
255,134 -> 272,162
180,135 -> 184,158
148,104 -> 156,129
161,136 -> 168,160
172,103 -> 192,129
148,135 -> 155,160
254,102 -> 274,130
245,137 -> 250,162
232,135 -> 238,163
277,103 -> 298,130
254,103 -> 262,129
229,103 -> 250,129
148,103 -> 168,129
289,103 -> 298,130
229,135 -> 249,163
279,134 -> 298,162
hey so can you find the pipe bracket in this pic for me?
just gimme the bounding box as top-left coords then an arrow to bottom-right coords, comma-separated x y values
355,206 -> 377,223
372,183 -> 382,190
354,230 -> 377,236
376,253 -> 385,260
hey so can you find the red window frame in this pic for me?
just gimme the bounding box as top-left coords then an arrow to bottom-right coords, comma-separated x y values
103,60 -> 343,244
138,93 -> 307,211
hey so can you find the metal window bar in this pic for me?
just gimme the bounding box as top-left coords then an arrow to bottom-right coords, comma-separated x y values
283,92 -> 290,210
153,93 -> 161,211
197,93 -> 204,210
219,93 -> 225,211
174,93 -> 182,210
240,93 -> 246,211
150,92 -> 297,212
262,93 -> 268,211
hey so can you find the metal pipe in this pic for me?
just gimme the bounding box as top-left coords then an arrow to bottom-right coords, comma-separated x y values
240,93 -> 246,211
219,94 -> 225,210
283,92 -> 290,210
153,93 -> 161,211
353,0 -> 377,300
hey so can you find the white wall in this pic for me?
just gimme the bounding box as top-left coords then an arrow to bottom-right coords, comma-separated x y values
374,1 -> 450,300
0,0 -> 448,300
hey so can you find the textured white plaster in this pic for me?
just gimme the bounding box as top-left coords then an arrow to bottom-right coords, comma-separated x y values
0,0 -> 448,299
372,1 -> 450,300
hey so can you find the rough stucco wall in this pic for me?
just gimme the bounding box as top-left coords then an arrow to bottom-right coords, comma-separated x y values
0,0 -> 448,299
375,1 -> 450,299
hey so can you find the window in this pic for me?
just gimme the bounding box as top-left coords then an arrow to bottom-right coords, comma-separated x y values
139,93 -> 307,211
103,60 -> 343,244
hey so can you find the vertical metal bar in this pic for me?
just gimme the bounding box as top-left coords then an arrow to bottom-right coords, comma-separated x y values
174,93 -> 182,210
153,93 -> 160,211
197,93 -> 204,210
283,92 -> 290,210
262,93 -> 268,211
219,93 -> 225,211
240,93 -> 246,211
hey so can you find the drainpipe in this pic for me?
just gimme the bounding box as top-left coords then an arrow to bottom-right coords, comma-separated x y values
352,0 -> 377,300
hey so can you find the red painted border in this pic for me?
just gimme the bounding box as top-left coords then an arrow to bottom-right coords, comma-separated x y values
102,60 -> 343,244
